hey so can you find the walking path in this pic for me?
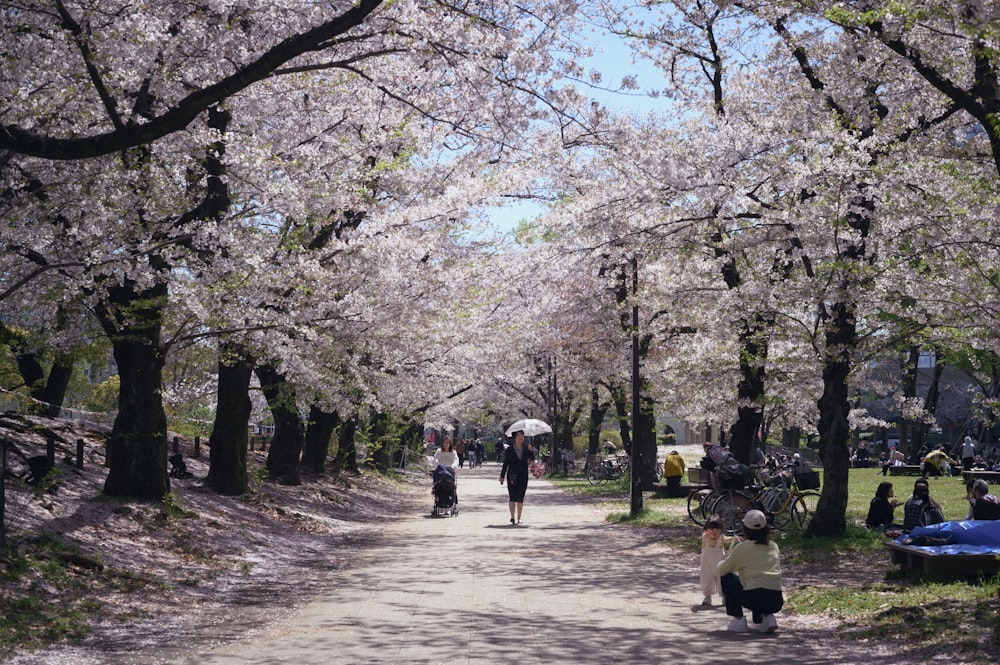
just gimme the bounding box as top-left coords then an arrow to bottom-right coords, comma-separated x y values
170,463 -> 836,665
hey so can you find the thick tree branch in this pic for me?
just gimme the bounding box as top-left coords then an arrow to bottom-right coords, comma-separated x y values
0,0 -> 385,160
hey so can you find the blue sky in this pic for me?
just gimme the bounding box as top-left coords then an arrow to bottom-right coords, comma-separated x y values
484,33 -> 672,237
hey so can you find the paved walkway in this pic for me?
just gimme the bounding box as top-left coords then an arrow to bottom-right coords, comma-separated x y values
167,464 -> 836,665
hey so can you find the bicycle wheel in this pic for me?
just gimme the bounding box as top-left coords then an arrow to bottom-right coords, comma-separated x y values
587,464 -> 610,486
787,491 -> 820,529
708,490 -> 755,535
760,486 -> 793,530
687,486 -> 714,526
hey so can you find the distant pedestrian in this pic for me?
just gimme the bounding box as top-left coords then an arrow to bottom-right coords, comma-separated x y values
500,430 -> 534,525
960,436 -> 977,471
877,451 -> 890,476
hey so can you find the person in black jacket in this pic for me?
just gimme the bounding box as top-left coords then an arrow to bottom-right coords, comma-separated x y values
500,430 -> 534,525
866,481 -> 900,531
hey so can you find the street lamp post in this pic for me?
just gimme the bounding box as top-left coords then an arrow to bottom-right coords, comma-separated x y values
630,256 -> 643,517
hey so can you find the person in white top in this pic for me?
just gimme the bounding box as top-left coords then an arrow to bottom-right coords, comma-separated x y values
960,436 -> 978,471
434,437 -> 459,468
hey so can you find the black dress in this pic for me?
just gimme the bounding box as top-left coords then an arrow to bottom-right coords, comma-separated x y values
501,444 -> 534,503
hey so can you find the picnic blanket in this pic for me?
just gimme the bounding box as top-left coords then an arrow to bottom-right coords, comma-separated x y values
897,519 -> 1000,555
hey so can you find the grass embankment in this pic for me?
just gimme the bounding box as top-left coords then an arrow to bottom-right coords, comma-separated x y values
551,467 -> 1000,662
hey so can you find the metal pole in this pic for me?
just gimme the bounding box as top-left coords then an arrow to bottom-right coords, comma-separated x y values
631,256 -> 643,517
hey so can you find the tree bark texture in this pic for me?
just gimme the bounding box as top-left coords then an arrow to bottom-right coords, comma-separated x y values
806,301 -> 854,537
302,406 -> 340,476
334,416 -> 359,474
587,386 -> 610,459
97,281 -> 169,500
206,347 -> 253,495
728,316 -> 768,464
255,364 -> 303,485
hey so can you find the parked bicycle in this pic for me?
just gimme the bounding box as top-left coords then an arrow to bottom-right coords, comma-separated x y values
706,464 -> 820,534
555,449 -> 577,474
586,453 -> 630,486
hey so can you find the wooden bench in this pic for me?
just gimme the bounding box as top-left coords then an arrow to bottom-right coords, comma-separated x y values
885,541 -> 1000,578
688,468 -> 709,484
888,465 -> 922,476
652,482 -> 699,498
962,470 -> 1000,484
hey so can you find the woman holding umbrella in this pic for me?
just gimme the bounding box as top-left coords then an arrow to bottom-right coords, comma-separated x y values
500,430 -> 535,524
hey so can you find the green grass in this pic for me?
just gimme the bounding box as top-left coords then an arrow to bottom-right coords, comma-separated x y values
553,465 -> 974,526
0,545 -> 102,655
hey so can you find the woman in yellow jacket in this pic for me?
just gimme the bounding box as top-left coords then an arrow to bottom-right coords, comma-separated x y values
662,450 -> 686,497
717,510 -> 784,634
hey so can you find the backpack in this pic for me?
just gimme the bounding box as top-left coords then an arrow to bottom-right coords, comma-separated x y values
921,504 -> 944,526
717,458 -> 750,489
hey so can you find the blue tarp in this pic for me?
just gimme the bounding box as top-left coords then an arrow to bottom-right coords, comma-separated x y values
897,520 -> 1000,555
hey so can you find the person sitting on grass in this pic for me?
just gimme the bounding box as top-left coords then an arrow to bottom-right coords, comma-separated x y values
966,479 -> 1000,521
902,479 -> 944,532
866,481 -> 901,531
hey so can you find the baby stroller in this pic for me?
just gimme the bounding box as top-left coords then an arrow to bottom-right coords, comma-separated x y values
431,464 -> 458,517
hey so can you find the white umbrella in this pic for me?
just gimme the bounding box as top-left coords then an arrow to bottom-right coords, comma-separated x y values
505,418 -> 552,437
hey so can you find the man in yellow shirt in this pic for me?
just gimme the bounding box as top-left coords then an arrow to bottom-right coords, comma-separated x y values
921,448 -> 957,479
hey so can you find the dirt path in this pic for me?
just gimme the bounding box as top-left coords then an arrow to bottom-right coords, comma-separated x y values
11,463 -> 891,665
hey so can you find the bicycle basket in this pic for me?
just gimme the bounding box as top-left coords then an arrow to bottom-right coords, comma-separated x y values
795,469 -> 821,490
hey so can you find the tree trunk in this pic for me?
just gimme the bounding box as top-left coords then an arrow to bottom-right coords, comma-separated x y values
205,346 -> 253,495
635,395 -> 657,491
302,405 -> 339,476
41,351 -> 75,416
334,416 -> 359,473
13,349 -> 73,417
587,386 -> 610,459
900,345 -> 919,453
369,412 -> 393,472
255,364 -> 303,485
611,384 -> 632,455
916,354 -> 946,448
806,301 -> 854,537
97,281 -> 169,500
15,352 -> 45,404
781,427 -> 801,450
728,316 -> 768,464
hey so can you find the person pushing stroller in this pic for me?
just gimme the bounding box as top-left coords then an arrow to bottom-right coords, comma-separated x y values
431,437 -> 460,516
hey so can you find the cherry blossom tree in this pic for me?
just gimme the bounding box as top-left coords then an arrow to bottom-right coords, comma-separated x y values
0,0 -> 574,498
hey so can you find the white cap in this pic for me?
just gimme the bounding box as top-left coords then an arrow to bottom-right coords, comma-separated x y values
743,509 -> 768,530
